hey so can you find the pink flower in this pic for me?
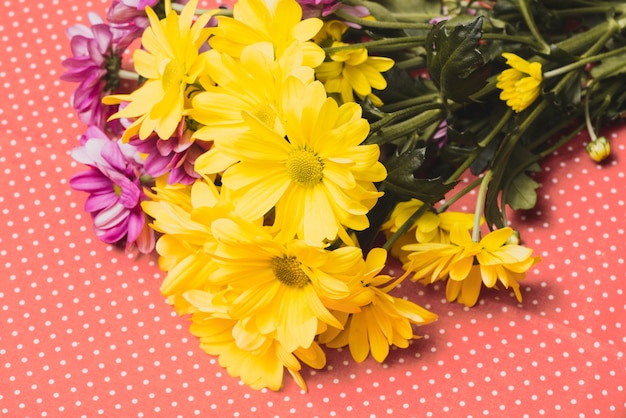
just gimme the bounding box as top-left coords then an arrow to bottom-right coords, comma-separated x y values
297,0 -> 369,20
61,13 -> 134,130
70,126 -> 155,253
128,120 -> 211,185
107,0 -> 161,34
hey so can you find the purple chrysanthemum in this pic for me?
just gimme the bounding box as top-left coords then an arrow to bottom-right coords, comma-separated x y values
61,13 -> 135,130
70,126 -> 155,254
297,0 -> 369,20
107,0 -> 162,35
128,120 -> 211,185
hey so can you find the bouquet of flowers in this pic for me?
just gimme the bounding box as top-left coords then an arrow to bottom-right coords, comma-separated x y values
63,0 -> 626,391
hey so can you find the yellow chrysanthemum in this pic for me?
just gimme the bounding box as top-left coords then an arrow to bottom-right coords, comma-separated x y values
203,217 -> 365,352
319,248 -> 437,363
187,302 -> 326,391
209,0 -> 325,68
196,78 -> 387,243
141,178 -> 239,313
382,199 -> 476,262
103,0 -> 216,140
496,52 -> 543,113
191,43 -> 313,142
313,20 -> 394,106
403,226 -> 541,307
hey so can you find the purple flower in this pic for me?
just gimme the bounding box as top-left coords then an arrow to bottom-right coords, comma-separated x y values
107,0 -> 161,35
128,120 -> 211,185
297,0 -> 369,20
70,126 -> 155,254
61,13 -> 135,130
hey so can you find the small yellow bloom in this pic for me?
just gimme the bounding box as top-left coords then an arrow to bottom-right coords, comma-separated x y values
104,0 -> 216,140
404,226 -> 541,307
314,20 -> 394,106
586,136 -> 611,162
319,248 -> 437,363
496,53 -> 543,112
382,199 -> 476,262
209,0 -> 325,67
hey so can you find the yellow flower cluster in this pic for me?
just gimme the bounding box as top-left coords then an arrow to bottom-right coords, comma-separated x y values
402,225 -> 541,307
113,0 -> 435,391
99,0 -> 545,392
143,179 -> 437,391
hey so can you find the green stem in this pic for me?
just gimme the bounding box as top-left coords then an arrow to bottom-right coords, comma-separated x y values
382,204 -> 430,251
369,102 -> 443,133
443,109 -> 513,185
334,9 -> 434,30
472,171 -> 492,242
118,69 -> 139,80
481,33 -> 544,49
584,82 -> 598,142
365,108 -> 445,145
324,36 -> 426,55
544,45 -> 626,79
170,3 -> 232,15
437,176 -> 483,213
380,93 -> 441,113
518,0 -> 551,54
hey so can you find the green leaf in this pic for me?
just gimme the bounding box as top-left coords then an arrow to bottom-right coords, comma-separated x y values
425,16 -> 488,104
383,147 -> 458,201
504,172 -> 539,210
590,52 -> 626,81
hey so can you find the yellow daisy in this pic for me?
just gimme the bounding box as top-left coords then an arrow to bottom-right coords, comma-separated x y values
496,52 -> 543,113
313,20 -> 394,106
319,248 -> 438,363
209,0 -> 325,68
382,199 -> 476,262
103,0 -> 216,140
188,310 -> 326,391
204,216 -> 364,352
404,226 -> 540,307
199,78 -> 386,243
191,43 -> 313,140
141,178 -> 238,313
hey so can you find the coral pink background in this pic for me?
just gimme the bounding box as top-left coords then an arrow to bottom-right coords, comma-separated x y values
1,0 -> 625,416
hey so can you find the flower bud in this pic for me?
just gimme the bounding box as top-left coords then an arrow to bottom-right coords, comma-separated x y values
586,136 -> 610,162
506,229 -> 521,245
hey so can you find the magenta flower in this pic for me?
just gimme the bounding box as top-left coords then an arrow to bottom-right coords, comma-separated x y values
70,126 -> 155,254
128,120 -> 211,185
107,0 -> 161,35
61,13 -> 135,130
297,0 -> 369,20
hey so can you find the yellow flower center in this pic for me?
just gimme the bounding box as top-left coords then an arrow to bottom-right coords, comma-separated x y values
161,59 -> 184,90
285,148 -> 324,187
254,104 -> 277,130
270,256 -> 309,288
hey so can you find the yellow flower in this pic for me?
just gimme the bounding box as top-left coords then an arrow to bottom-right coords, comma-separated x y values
204,217 -> 365,352
104,0 -> 216,140
404,226 -> 541,307
382,199 -> 476,262
496,53 -> 543,112
209,0 -> 325,68
586,136 -> 611,162
197,78 -> 387,243
141,178 -> 239,313
313,20 -> 394,106
188,309 -> 326,391
319,248 -> 437,363
191,43 -> 313,143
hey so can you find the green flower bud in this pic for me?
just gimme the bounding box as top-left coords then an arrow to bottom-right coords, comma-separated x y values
586,136 -> 610,162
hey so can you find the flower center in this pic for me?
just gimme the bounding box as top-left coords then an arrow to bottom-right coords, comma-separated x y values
285,148 -> 324,187
161,59 -> 184,90
270,256 -> 309,288
254,103 -> 278,130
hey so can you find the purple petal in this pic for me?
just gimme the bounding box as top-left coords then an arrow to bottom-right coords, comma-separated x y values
93,202 -> 128,229
70,170 -> 111,192
85,192 -> 118,213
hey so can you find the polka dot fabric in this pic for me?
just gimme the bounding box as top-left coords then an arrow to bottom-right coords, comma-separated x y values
1,1 -> 625,416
